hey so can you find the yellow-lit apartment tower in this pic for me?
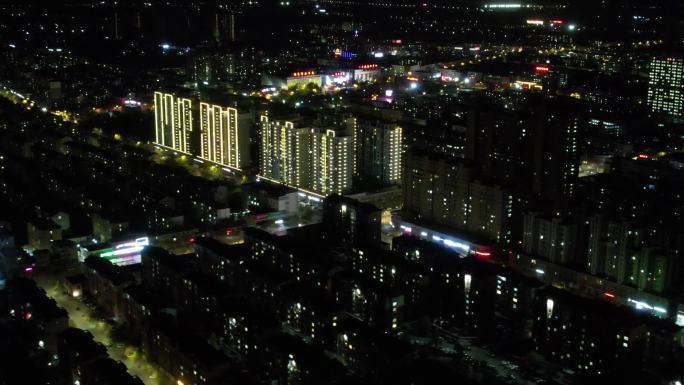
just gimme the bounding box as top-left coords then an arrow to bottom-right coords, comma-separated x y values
351,116 -> 403,188
260,115 -> 311,189
154,91 -> 193,153
199,102 -> 242,169
311,129 -> 353,195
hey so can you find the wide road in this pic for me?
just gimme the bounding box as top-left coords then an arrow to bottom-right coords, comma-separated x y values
34,272 -> 174,385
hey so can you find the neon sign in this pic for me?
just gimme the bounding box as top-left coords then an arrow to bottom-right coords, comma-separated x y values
98,237 -> 149,266
292,71 -> 316,77
474,250 -> 492,258
358,64 -> 378,70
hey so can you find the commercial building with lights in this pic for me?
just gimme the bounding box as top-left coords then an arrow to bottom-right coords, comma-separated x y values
78,236 -> 150,266
287,70 -> 322,88
354,64 -> 380,82
648,57 -> 684,120
262,70 -> 323,89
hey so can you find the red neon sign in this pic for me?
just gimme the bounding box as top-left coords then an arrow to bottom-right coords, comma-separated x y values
638,154 -> 649,159
535,65 -> 550,73
292,70 -> 316,77
358,64 -> 378,70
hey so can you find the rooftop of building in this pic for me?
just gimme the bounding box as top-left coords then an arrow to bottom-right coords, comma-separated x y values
149,314 -> 233,369
122,284 -> 167,309
260,332 -> 347,378
542,286 -> 681,332
29,218 -> 62,231
142,247 -> 196,274
323,194 -> 383,215
65,273 -> 86,285
279,281 -> 343,316
84,255 -> 135,286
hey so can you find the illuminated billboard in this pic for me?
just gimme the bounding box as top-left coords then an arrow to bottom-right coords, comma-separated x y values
79,237 -> 149,266
325,71 -> 351,87
534,65 -> 550,73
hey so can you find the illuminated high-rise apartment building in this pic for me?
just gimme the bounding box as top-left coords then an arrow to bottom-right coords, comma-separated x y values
153,91 -> 193,153
199,103 -> 244,169
648,57 -> 684,120
311,128 -> 353,195
154,92 -> 250,168
259,116 -> 311,189
403,151 -> 516,245
352,117 -> 403,188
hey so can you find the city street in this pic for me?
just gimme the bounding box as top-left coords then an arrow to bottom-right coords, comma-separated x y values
34,273 -> 174,385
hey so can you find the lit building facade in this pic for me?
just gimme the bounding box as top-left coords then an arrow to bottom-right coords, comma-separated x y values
259,116 -> 311,189
587,215 -> 674,294
199,103 -> 242,168
352,117 -> 403,188
311,129 -> 353,195
648,57 -> 684,119
353,64 -> 380,82
286,71 -> 323,88
529,100 -> 581,205
322,195 -> 383,248
403,151 -> 516,245
154,92 -> 250,168
153,91 -> 193,153
523,212 -> 577,265
188,52 -> 235,85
